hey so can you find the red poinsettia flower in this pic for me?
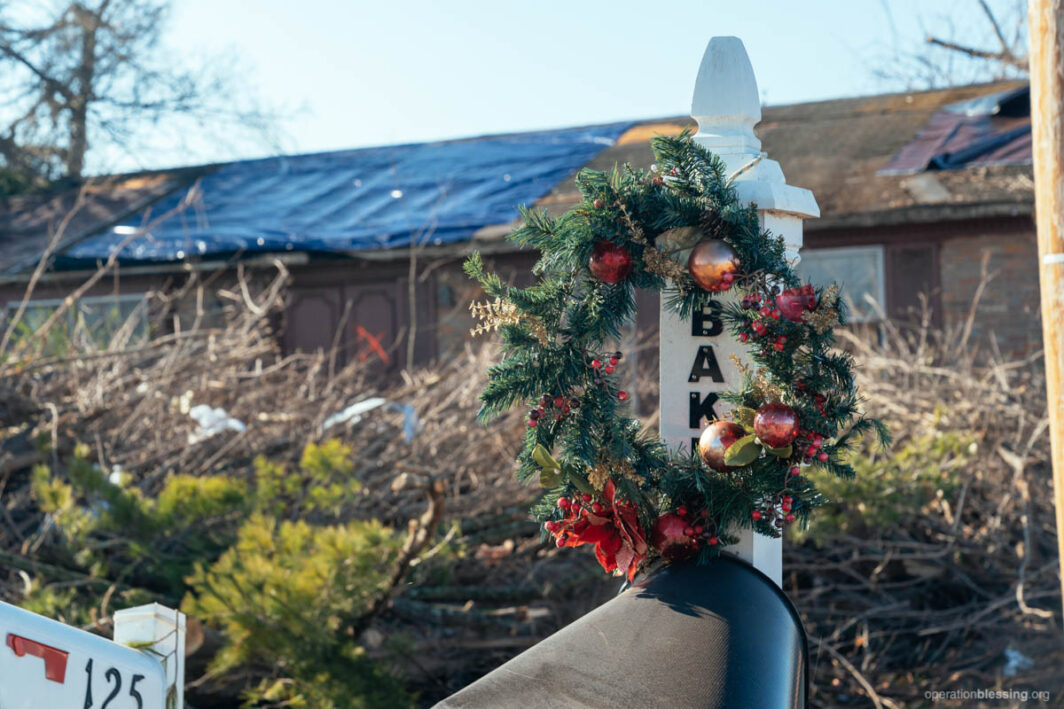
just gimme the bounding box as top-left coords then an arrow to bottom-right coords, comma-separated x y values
775,284 -> 818,322
550,479 -> 648,581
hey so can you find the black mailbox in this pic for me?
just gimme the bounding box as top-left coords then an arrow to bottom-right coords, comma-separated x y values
436,556 -> 808,708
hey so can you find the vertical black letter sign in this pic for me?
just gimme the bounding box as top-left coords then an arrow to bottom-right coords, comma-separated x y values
691,302 -> 724,337
688,345 -> 724,383
689,391 -> 720,428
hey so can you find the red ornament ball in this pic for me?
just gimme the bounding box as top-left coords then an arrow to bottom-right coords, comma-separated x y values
617,391 -> 628,402
589,242 -> 633,283
752,510 -> 763,520
776,284 -> 818,322
753,402 -> 799,448
687,239 -> 740,291
651,513 -> 696,562
790,465 -> 801,477
698,420 -> 747,472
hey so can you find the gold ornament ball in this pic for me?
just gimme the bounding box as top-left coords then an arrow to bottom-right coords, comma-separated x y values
687,239 -> 740,291
698,420 -> 747,472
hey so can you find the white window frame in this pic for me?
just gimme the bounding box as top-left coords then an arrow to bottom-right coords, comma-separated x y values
4,293 -> 149,346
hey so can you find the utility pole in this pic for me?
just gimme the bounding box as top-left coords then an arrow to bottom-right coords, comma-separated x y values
1028,0 -> 1064,616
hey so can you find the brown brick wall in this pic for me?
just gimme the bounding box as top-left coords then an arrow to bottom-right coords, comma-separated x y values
939,227 -> 1041,356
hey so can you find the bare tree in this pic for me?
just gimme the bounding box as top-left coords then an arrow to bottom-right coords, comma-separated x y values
873,0 -> 1029,90
0,0 -> 277,188
925,0 -> 1028,72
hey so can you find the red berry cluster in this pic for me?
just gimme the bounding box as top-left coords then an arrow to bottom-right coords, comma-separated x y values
799,429 -> 829,463
813,393 -> 828,415
738,290 -> 787,345
546,493 -> 602,545
751,494 -> 799,527
589,351 -> 629,402
675,505 -> 719,546
704,271 -> 736,294
528,393 -> 580,427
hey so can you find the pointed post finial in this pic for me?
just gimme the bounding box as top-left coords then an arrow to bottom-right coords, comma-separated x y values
691,37 -> 762,156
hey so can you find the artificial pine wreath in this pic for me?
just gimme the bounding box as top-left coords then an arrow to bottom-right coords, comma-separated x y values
465,133 -> 888,581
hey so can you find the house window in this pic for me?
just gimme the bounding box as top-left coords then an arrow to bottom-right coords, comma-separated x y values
4,294 -> 148,352
796,246 -> 885,323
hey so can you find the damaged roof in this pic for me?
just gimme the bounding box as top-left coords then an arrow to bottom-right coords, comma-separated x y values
878,85 -> 1030,173
0,80 -> 1035,273
536,80 -> 1033,230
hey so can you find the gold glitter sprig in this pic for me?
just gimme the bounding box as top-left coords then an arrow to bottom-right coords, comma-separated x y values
469,297 -> 550,344
730,354 -> 783,404
469,297 -> 520,336
617,202 -> 689,287
802,285 -> 841,334
588,462 -> 611,491
643,243 -> 689,284
587,458 -> 643,491
525,317 -> 550,345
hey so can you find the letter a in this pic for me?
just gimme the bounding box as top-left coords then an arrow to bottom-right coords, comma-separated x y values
688,345 -> 724,383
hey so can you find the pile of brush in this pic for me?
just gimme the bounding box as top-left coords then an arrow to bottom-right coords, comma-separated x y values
0,268 -> 1060,707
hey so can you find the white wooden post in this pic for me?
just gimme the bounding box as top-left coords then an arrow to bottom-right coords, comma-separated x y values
113,603 -> 186,708
659,37 -> 819,587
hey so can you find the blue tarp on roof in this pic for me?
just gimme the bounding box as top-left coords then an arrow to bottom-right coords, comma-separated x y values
63,123 -> 632,263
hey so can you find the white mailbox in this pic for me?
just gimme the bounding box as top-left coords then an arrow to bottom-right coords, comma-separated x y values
0,600 -> 182,709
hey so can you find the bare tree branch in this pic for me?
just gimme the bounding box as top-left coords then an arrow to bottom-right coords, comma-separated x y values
0,0 -> 277,187
979,0 -> 1011,52
924,35 -> 1027,71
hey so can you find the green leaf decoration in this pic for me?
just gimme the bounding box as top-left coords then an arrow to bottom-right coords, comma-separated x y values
565,468 -> 596,496
733,407 -> 757,427
532,444 -> 560,472
539,467 -> 563,488
765,444 -> 793,458
724,435 -> 761,466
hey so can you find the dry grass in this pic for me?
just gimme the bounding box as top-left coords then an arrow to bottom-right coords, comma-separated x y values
0,270 -> 1061,707
792,301 -> 1062,708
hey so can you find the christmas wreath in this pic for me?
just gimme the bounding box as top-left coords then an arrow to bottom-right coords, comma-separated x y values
465,133 -> 888,581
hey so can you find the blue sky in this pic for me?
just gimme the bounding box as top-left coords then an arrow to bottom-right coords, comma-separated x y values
96,0 -> 1027,173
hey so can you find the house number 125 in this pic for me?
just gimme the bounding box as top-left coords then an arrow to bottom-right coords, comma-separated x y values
83,658 -> 145,708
